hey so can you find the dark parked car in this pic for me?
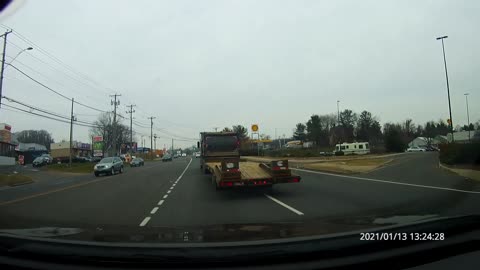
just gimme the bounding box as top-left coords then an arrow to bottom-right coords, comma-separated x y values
94,157 -> 124,176
32,157 -> 47,167
162,154 -> 173,162
130,158 -> 144,167
91,156 -> 102,163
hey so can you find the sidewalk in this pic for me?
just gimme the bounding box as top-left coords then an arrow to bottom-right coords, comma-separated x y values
439,163 -> 480,181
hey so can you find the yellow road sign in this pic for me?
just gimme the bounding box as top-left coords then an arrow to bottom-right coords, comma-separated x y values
251,124 -> 259,132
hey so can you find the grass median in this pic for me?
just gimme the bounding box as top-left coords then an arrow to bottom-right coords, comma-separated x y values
0,174 -> 34,187
47,163 -> 94,173
303,158 -> 393,174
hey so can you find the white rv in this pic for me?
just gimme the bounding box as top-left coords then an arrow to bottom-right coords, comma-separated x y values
335,142 -> 370,155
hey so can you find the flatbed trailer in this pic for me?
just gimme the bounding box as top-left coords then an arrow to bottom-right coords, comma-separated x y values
204,158 -> 301,189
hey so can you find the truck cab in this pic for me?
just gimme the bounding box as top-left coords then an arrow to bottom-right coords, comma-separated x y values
198,132 -> 239,173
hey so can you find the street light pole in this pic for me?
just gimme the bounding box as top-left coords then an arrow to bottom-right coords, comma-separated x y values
7,47 -> 33,67
464,93 -> 470,142
436,36 -> 454,142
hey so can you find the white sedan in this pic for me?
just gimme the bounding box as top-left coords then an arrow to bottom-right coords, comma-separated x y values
406,146 -> 426,152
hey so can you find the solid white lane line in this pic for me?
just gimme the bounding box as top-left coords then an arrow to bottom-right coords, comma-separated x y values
139,217 -> 151,227
150,207 -> 159,214
163,194 -> 168,199
176,158 -> 193,183
264,194 -> 304,216
292,168 -> 480,195
158,200 -> 164,205
167,190 -> 171,194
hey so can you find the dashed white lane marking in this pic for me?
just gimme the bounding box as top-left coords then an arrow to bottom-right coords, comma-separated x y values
292,168 -> 480,195
138,158 -> 193,227
139,217 -> 151,227
264,194 -> 304,216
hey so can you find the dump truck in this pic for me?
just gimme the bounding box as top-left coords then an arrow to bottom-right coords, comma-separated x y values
198,132 -> 301,189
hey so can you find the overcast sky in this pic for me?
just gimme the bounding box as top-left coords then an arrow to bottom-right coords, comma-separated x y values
0,0 -> 478,148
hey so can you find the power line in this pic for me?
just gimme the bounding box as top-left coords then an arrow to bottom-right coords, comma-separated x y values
8,64 -> 70,100
0,103 -> 99,128
2,96 -> 100,127
8,64 -> 108,113
2,95 -> 70,120
6,27 -> 112,96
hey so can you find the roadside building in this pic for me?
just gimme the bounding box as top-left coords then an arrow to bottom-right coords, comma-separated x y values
15,143 -> 48,164
0,123 -> 15,157
408,137 -> 430,148
433,135 -> 448,146
447,130 -> 480,143
50,141 -> 92,162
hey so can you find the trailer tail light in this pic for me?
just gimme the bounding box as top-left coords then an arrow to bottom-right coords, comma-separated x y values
220,181 -> 233,187
290,177 -> 300,183
252,180 -> 269,186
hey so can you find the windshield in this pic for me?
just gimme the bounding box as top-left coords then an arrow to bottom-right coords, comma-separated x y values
99,158 -> 113,163
206,136 -> 238,151
0,1 -> 480,263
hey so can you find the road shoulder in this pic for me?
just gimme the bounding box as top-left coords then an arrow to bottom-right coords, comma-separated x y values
439,163 -> 480,181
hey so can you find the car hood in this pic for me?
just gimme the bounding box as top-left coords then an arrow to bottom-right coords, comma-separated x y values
0,214 -> 458,243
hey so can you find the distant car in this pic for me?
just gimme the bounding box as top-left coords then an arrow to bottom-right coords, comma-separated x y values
319,151 -> 334,156
162,154 -> 173,162
94,157 -> 124,176
40,154 -> 53,164
181,153 -> 187,157
91,156 -> 102,163
406,146 -> 426,152
32,157 -> 47,167
130,157 -> 144,167
194,152 -> 200,158
424,146 -> 439,151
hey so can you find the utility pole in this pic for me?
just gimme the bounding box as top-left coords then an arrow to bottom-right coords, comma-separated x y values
465,93 -> 471,142
148,116 -> 156,159
0,30 -> 12,110
436,36 -> 454,142
172,138 -> 174,155
154,134 -> 157,153
69,98 -> 76,166
110,94 -> 121,156
337,100 -> 340,123
126,104 -> 135,153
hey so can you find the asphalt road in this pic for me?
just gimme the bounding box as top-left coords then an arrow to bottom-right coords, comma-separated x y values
0,153 -> 479,230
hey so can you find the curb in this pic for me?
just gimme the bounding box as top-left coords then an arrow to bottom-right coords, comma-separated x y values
8,180 -> 34,187
439,162 -> 480,181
